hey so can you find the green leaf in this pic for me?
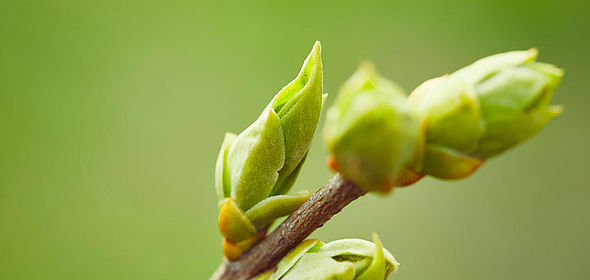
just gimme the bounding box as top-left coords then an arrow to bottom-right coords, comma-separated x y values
477,64 -> 556,120
476,105 -> 562,158
271,239 -> 323,280
245,191 -> 311,230
421,144 -> 483,180
272,42 -> 322,116
228,107 -> 285,211
215,132 -> 236,201
454,48 -> 538,84
318,238 -> 399,274
356,233 -> 386,280
271,153 -> 307,196
421,79 -> 484,154
281,253 -> 355,280
272,41 -> 323,189
333,256 -> 372,275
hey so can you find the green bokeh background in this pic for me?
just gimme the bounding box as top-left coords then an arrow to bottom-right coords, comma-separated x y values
1,1 -> 589,279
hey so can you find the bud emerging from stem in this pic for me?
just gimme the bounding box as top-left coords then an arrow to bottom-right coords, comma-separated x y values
253,233 -> 399,280
408,48 -> 563,179
323,63 -> 421,193
215,42 -> 324,259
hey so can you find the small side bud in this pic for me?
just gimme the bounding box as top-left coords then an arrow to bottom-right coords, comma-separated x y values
268,234 -> 399,280
323,63 -> 420,192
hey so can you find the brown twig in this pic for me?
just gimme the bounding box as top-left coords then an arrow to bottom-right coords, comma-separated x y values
211,173 -> 367,280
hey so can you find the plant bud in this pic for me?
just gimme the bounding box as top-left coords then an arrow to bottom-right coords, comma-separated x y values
215,42 -> 323,259
408,49 -> 563,179
323,63 -> 420,192
264,233 -> 399,280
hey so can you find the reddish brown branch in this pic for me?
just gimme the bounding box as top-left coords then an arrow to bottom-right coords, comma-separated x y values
211,173 -> 367,280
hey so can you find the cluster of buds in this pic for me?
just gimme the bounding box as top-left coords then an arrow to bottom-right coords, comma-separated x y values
212,45 -> 563,279
254,233 -> 399,280
215,42 -> 325,260
324,49 -> 563,192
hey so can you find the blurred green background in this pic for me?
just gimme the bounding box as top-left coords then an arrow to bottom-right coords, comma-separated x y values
1,0 -> 589,279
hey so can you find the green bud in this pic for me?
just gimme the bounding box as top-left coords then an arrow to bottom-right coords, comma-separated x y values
245,191 -> 311,230
281,253 -> 354,280
323,63 -> 421,192
267,233 -> 399,280
215,42 -> 323,259
227,107 -> 286,210
272,239 -> 324,280
215,132 -> 236,201
408,49 -> 563,179
355,233 -> 387,280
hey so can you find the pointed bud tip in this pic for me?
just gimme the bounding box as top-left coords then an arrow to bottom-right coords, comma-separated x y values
527,47 -> 539,57
223,132 -> 237,141
371,232 -> 381,244
313,40 -> 321,49
359,60 -> 377,74
548,105 -> 564,116
312,41 -> 322,57
531,61 -> 565,80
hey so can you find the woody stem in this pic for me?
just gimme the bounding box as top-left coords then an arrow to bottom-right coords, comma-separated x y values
211,173 -> 366,280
